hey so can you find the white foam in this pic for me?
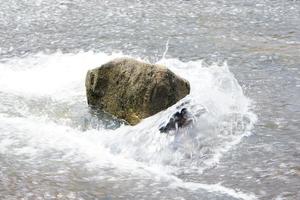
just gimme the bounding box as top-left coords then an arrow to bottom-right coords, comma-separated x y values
0,51 -> 257,198
171,179 -> 257,200
0,51 -> 130,100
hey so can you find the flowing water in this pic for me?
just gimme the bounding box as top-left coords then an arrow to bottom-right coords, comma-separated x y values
0,0 -> 299,200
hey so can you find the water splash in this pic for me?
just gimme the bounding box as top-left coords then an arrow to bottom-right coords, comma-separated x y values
0,51 -> 257,199
162,38 -> 170,60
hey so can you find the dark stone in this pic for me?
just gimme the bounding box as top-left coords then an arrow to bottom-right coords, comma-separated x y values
159,108 -> 193,133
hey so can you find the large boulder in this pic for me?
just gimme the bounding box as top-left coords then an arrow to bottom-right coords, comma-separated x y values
85,58 -> 190,125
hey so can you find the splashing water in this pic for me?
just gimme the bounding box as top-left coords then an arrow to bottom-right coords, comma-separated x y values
0,52 -> 257,200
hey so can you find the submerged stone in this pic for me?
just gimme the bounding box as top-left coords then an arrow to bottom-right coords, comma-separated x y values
159,108 -> 193,133
85,58 -> 190,125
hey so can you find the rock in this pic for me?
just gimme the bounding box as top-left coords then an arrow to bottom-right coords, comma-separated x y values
159,108 -> 193,133
85,58 -> 190,125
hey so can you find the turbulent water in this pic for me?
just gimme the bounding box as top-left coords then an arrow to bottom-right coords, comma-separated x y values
0,0 -> 299,200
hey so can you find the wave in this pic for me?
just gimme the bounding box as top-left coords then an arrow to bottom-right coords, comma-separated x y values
0,51 -> 257,199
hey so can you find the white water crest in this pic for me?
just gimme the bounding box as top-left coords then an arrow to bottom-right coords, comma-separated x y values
0,51 -> 257,199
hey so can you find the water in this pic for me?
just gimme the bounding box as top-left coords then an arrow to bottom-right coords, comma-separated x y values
0,0 -> 299,199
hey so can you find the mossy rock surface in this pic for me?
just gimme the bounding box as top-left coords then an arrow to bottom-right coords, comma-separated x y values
85,58 -> 190,125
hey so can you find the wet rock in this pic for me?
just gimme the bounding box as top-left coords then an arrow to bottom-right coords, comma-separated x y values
85,58 -> 190,125
159,108 -> 193,133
